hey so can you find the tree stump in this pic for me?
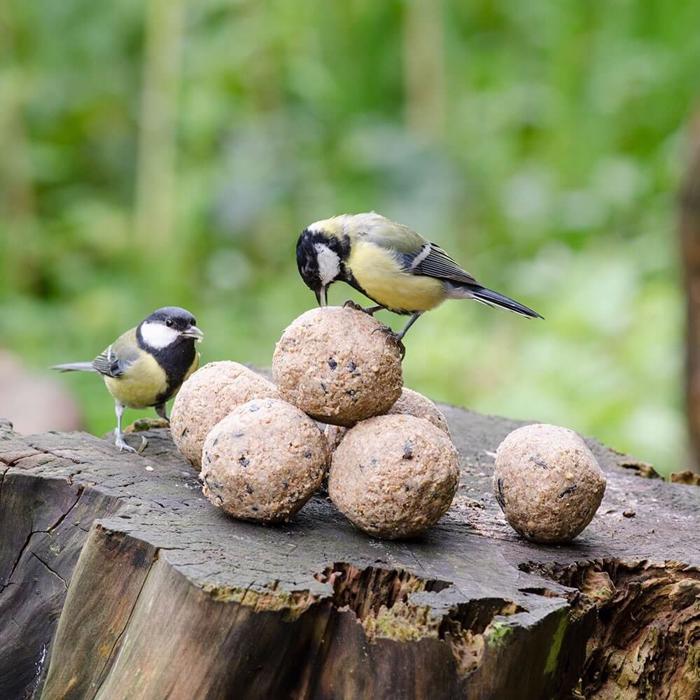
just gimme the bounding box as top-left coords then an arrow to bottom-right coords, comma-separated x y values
0,406 -> 698,700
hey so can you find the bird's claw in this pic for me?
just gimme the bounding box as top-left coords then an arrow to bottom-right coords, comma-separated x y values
389,333 -> 406,360
371,325 -> 406,359
115,436 -> 137,453
115,434 -> 148,454
343,300 -> 365,312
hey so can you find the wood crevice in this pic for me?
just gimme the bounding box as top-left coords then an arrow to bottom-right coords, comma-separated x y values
313,562 -> 527,677
519,558 -> 700,698
29,552 -> 68,590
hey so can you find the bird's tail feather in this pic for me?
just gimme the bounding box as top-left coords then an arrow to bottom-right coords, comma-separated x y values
52,362 -> 97,373
466,285 -> 543,319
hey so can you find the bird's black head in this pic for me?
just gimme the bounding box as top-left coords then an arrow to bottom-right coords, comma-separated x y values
296,226 -> 351,306
139,306 -> 204,350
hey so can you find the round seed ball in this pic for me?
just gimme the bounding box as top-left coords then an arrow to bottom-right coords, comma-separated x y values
272,306 -> 403,427
201,398 -> 328,522
171,362 -> 278,469
329,414 -> 460,539
321,388 -> 450,453
388,388 -> 450,436
493,423 -> 607,544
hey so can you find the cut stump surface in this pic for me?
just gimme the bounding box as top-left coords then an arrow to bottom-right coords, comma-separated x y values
0,405 -> 698,700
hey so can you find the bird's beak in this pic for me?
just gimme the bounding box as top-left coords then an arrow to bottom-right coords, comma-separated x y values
315,286 -> 328,307
181,325 -> 204,341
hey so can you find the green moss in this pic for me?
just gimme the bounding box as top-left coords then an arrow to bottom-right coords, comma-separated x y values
369,608 -> 427,641
126,418 -> 169,433
363,603 -> 437,642
485,620 -> 513,648
544,613 -> 569,676
687,643 -> 700,677
202,584 -> 317,620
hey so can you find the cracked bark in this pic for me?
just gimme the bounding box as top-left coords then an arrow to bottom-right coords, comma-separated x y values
0,404 -> 697,700
29,552 -> 68,590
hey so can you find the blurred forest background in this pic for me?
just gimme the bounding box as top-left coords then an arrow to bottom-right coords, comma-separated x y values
2,0 -> 700,475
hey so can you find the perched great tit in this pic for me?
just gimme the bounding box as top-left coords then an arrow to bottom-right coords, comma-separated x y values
53,307 -> 203,453
297,212 -> 542,338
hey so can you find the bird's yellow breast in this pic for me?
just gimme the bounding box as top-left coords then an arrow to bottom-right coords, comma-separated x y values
103,353 -> 168,409
348,241 -> 446,312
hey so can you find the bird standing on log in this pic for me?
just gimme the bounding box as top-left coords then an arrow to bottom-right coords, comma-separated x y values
296,212 -> 542,339
53,307 -> 203,452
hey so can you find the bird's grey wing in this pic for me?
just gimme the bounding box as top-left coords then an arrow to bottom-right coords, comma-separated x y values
407,243 -> 479,285
92,328 -> 139,377
91,347 -> 124,377
359,214 -> 428,254
358,214 -> 478,284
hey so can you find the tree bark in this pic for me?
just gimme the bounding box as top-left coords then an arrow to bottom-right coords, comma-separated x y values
680,116 -> 700,473
0,407 -> 698,700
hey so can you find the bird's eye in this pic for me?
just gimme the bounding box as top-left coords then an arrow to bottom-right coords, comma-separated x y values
191,318 -> 196,326
166,320 -> 173,327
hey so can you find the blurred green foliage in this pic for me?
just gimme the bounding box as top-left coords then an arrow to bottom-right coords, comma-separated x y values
2,0 -> 699,474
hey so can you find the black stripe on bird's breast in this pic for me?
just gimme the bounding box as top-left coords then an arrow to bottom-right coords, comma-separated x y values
155,341 -> 197,403
136,328 -> 197,404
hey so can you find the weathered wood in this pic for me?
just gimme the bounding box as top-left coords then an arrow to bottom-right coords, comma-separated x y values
0,407 -> 697,700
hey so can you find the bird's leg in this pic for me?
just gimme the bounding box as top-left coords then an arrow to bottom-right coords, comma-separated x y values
373,313 -> 422,360
155,402 -> 169,423
343,300 -> 384,316
114,401 -> 137,453
396,312 -> 423,341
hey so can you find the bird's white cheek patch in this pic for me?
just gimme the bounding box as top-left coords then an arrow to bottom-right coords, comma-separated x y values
314,243 -> 341,286
140,322 -> 180,349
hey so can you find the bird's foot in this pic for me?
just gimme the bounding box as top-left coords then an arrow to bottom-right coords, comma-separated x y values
343,300 -> 364,312
371,325 -> 406,359
115,434 -> 137,453
115,433 -> 148,454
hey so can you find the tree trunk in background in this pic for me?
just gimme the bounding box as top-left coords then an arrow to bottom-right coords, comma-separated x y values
0,3 -> 38,296
134,0 -> 184,257
680,116 -> 700,473
402,0 -> 445,142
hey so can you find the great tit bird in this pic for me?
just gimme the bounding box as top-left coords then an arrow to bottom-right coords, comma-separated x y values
53,307 -> 203,453
296,212 -> 542,338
